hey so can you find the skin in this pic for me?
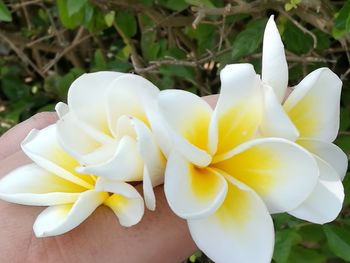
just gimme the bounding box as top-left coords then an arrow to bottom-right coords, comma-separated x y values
0,96 -> 218,263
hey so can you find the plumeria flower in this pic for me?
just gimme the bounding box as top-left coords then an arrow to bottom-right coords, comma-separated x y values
55,72 -> 165,210
259,16 -> 347,224
157,63 -> 319,262
0,125 -> 144,237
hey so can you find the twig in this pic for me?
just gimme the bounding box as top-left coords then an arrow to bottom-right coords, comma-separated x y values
41,27 -> 90,73
280,9 -> 318,49
341,68 -> 350,81
0,31 -> 45,78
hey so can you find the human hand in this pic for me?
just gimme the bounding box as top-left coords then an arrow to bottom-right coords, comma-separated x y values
0,106 -> 206,263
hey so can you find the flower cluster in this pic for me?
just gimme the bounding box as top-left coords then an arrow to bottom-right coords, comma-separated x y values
0,16 -> 347,263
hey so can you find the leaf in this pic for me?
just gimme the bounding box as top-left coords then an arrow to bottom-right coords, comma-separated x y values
343,172 -> 350,206
93,49 -> 107,70
67,0 -> 87,16
104,11 -> 115,27
57,0 -> 84,29
324,225 -> 350,261
0,0 -> 11,22
288,246 -> 326,263
340,107 -> 350,131
231,18 -> 267,60
283,21 -> 313,54
159,0 -> 189,11
273,229 -> 301,263
186,24 -> 216,54
115,11 -> 137,38
313,29 -> 331,50
333,1 -> 350,39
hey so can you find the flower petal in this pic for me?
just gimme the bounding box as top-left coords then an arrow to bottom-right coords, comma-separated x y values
106,74 -> 159,137
260,84 -> 299,141
56,111 -> 103,162
188,176 -> 274,263
213,138 -> 319,213
76,136 -> 143,182
164,152 -> 227,219
55,102 -> 69,118
131,117 -> 165,186
262,15 -> 288,102
22,125 -> 95,189
289,157 -> 344,224
67,71 -> 124,135
33,190 -> 108,237
283,68 -> 342,141
298,138 -> 348,180
158,89 -> 212,166
95,177 -> 144,227
143,166 -> 156,211
209,63 -> 262,157
131,117 -> 165,210
0,164 -> 82,206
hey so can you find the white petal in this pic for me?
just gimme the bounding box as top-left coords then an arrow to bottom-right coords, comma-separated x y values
106,74 -> 159,137
33,190 -> 108,237
298,138 -> 348,180
143,166 -> 156,211
115,115 -> 137,140
22,125 -> 95,189
56,111 -> 103,162
131,117 -> 165,187
77,136 -> 143,182
188,176 -> 274,263
95,177 -> 144,227
145,98 -> 173,158
209,63 -> 262,157
67,71 -> 124,134
55,102 -> 69,118
213,138 -> 319,213
284,68 -> 342,141
158,89 -> 212,166
164,152 -> 227,219
290,157 -> 344,224
0,164 -> 82,206
262,15 -> 288,102
260,84 -> 299,140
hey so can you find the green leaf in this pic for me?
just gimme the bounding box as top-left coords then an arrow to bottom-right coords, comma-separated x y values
67,0 -> 87,16
104,11 -> 115,27
115,11 -> 137,38
0,0 -> 12,22
93,49 -> 107,70
273,229 -> 301,263
57,0 -> 84,29
333,0 -> 350,39
340,107 -> 350,131
159,0 -> 189,11
283,21 -> 313,54
324,225 -> 350,261
288,246 -> 326,263
313,29 -> 331,50
231,18 -> 267,60
343,172 -> 350,206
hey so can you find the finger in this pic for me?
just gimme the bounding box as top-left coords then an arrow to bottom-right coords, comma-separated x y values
202,94 -> 218,108
0,151 -> 31,178
0,112 -> 58,160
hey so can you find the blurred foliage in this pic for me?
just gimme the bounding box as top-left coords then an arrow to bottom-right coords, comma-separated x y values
0,0 -> 349,262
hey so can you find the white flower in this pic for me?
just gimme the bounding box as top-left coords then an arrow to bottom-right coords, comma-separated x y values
157,63 -> 319,262
259,16 -> 347,224
55,72 -> 165,210
0,125 -> 144,237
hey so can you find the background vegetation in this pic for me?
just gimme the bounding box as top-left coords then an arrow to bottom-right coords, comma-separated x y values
0,0 -> 349,262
